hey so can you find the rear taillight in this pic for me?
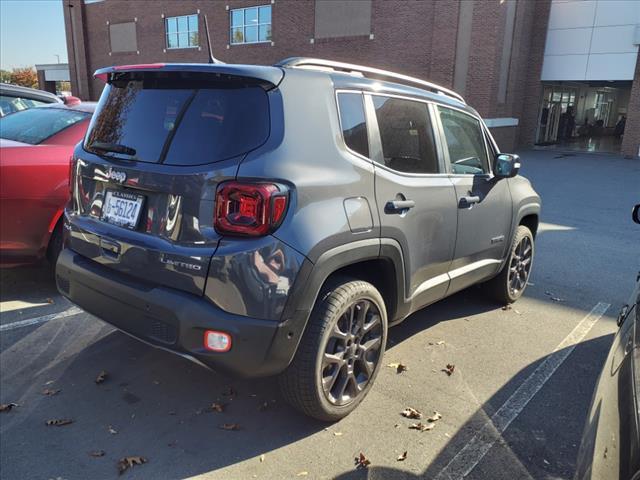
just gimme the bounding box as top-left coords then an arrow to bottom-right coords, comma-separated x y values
214,181 -> 289,237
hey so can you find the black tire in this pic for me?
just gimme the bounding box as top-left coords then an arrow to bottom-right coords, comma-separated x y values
483,225 -> 534,304
47,221 -> 63,269
279,279 -> 388,421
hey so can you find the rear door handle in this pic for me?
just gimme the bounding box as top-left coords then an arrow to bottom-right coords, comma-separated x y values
459,195 -> 481,208
385,199 -> 416,214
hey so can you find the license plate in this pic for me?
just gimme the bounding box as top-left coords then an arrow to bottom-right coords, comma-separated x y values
101,190 -> 144,229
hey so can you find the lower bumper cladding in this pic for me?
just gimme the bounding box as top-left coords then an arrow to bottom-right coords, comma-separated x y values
55,248 -> 303,377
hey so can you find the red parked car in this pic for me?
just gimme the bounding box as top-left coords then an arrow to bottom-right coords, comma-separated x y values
0,102 -> 95,267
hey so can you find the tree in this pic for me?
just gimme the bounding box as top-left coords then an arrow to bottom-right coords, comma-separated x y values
0,69 -> 11,84
9,67 -> 38,89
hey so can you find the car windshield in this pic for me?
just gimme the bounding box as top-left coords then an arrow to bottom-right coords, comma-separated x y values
0,107 -> 89,144
0,95 -> 49,117
84,75 -> 271,165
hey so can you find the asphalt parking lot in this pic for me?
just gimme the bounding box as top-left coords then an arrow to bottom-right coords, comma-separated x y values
1,150 -> 638,480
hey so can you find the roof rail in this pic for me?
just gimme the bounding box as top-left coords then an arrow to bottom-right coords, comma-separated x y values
276,57 -> 465,104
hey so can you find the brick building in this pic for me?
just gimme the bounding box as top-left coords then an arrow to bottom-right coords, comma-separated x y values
64,0 -> 640,157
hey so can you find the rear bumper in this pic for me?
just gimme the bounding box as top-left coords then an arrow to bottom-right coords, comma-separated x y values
55,248 -> 305,377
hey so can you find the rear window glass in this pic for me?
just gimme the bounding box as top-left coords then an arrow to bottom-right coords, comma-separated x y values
84,75 -> 271,165
0,107 -> 89,144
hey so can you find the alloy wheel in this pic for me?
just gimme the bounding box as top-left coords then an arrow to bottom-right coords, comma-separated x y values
508,235 -> 533,296
321,299 -> 383,406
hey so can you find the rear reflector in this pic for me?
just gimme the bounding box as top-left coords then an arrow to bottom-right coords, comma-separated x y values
204,330 -> 232,352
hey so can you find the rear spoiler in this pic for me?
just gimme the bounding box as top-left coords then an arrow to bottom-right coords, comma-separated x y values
93,63 -> 284,90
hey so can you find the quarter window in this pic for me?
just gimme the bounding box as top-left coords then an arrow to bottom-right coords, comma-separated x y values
165,14 -> 199,49
372,95 -> 439,174
438,106 -> 489,174
230,5 -> 272,44
337,93 -> 369,158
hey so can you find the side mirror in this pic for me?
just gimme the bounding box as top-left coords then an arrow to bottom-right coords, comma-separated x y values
494,153 -> 520,179
632,204 -> 640,224
63,95 -> 81,106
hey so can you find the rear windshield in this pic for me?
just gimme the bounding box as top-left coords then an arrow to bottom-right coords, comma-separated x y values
84,74 -> 271,165
0,107 -> 89,144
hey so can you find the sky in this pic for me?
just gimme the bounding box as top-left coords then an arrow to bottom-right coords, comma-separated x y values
0,0 -> 68,70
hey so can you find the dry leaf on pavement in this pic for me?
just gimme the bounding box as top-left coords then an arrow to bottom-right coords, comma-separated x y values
95,371 -> 108,384
259,454 -> 265,463
42,388 -> 60,396
296,472 -> 309,477
397,451 -> 408,461
427,411 -> 442,423
442,364 -> 455,376
117,456 -> 147,475
409,422 -> 434,432
0,403 -> 18,412
46,418 -> 73,426
210,402 -> 225,413
219,423 -> 240,431
355,452 -> 371,469
89,450 -> 105,457
333,431 -> 343,436
401,407 -> 422,419
108,425 -> 118,435
387,362 -> 408,373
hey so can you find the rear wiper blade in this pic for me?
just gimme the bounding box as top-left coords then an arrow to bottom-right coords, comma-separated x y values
89,141 -> 136,156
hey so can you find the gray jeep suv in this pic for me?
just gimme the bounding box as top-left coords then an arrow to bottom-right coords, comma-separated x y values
56,58 -> 540,421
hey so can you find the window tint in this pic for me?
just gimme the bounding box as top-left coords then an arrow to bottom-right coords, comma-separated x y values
438,106 -> 489,174
84,75 -> 270,166
337,93 -> 368,158
0,107 -> 89,144
372,95 -> 439,174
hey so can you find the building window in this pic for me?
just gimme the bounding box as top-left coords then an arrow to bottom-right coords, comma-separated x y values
109,22 -> 137,53
165,14 -> 199,49
230,5 -> 272,45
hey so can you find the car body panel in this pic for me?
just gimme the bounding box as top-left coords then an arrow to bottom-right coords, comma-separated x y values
0,112 -> 92,266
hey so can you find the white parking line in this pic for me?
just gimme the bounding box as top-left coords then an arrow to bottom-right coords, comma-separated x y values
0,307 -> 84,332
434,301 -> 610,480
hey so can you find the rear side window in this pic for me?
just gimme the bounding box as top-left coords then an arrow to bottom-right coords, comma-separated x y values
85,75 -> 270,165
438,106 -> 489,174
337,92 -> 369,158
0,107 -> 89,144
372,95 -> 439,174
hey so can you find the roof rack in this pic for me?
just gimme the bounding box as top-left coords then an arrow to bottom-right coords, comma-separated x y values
276,57 -> 465,104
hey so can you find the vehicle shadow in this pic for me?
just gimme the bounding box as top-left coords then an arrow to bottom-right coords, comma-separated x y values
333,333 -> 614,480
0,286 -> 505,480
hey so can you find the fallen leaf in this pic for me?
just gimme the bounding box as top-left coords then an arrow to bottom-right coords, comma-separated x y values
210,402 -> 225,413
387,362 -> 408,373
108,425 -> 118,435
117,456 -> 147,475
95,371 -> 108,384
296,472 -> 309,477
259,454 -> 265,463
397,451 -> 408,461
409,422 -> 434,432
44,380 -> 55,386
543,458 -> 550,465
46,298 -> 54,304
46,418 -> 73,426
394,423 -> 401,428
333,431 -> 343,436
218,423 -> 240,431
427,411 -> 442,423
0,403 -> 18,412
355,452 -> 371,469
42,388 -> 60,396
514,309 -> 522,315
436,340 -> 445,345
442,364 -> 455,376
89,450 -> 105,457
551,296 -> 565,302
401,407 -> 422,419
501,305 -> 512,311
